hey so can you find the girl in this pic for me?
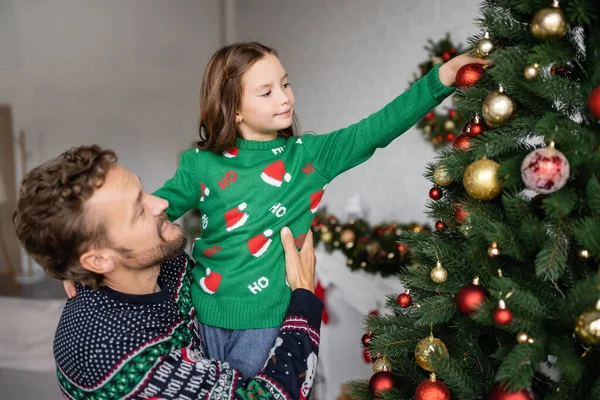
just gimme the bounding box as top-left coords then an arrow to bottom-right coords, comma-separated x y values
157,42 -> 484,377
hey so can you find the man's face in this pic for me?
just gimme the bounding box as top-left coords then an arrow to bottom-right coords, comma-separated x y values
86,164 -> 186,270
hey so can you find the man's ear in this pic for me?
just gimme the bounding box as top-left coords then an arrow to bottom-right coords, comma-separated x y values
79,249 -> 116,275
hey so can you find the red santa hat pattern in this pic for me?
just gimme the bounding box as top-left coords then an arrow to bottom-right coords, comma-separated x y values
224,202 -> 249,231
310,184 -> 328,213
223,147 -> 239,158
199,268 -> 222,295
261,160 -> 291,187
200,182 -> 210,202
248,229 -> 273,258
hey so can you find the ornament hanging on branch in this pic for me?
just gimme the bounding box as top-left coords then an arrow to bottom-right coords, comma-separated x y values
433,165 -> 453,187
588,85 -> 600,119
397,290 -> 412,308
456,63 -> 485,88
429,187 -> 443,200
493,299 -> 513,326
453,133 -> 472,150
524,63 -> 540,80
489,383 -> 535,400
435,220 -> 447,230
369,369 -> 398,398
455,203 -> 469,224
482,85 -> 515,128
475,30 -> 494,58
521,142 -> 570,194
467,114 -> 486,137
463,157 -> 503,200
488,242 -> 500,258
430,261 -> 448,284
415,373 -> 451,400
415,334 -> 449,372
516,332 -> 535,344
574,299 -> 600,346
531,0 -> 569,41
373,356 -> 393,373
456,276 -> 489,315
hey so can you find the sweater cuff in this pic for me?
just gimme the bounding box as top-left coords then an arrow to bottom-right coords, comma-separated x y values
427,63 -> 456,102
286,289 -> 324,329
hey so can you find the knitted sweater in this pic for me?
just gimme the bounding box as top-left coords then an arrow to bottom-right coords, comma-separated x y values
154,64 -> 454,329
54,254 -> 323,400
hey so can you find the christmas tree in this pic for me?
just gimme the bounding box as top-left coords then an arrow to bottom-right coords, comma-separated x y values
350,1 -> 600,399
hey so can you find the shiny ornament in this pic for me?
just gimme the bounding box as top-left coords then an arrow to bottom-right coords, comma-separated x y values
524,63 -> 539,80
516,331 -> 535,344
521,142 -> 570,194
475,31 -> 494,58
415,335 -> 448,372
456,276 -> 489,315
482,85 -> 515,128
444,119 -> 456,131
435,220 -> 447,230
429,187 -> 443,200
448,109 -> 457,119
531,0 -> 569,41
430,261 -> 448,284
456,63 -> 485,88
321,230 -> 333,243
578,249 -> 590,259
574,299 -> 600,346
369,371 -> 398,398
424,111 -> 436,121
397,291 -> 412,308
415,374 -> 451,400
453,133 -> 472,150
361,332 -> 373,348
455,204 -> 469,224
363,348 -> 373,363
373,356 -> 392,373
463,157 -> 503,200
433,165 -> 452,186
588,85 -> 600,119
551,63 -> 572,78
489,383 -> 535,400
488,242 -> 500,258
493,299 -> 513,326
468,114 -> 485,137
445,132 -> 456,142
340,229 -> 356,244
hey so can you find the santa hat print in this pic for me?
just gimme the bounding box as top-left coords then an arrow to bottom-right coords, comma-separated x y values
199,268 -> 222,295
200,182 -> 210,202
310,185 -> 328,213
223,147 -> 239,158
261,160 -> 291,187
224,202 -> 249,231
248,229 -> 273,257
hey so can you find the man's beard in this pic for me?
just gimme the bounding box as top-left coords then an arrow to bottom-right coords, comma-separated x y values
114,212 -> 187,270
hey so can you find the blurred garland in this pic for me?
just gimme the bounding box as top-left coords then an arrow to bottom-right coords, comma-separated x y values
311,210 -> 430,277
412,33 -> 465,149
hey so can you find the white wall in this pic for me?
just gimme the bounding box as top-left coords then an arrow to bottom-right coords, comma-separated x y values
0,0 -> 222,275
235,0 -> 480,224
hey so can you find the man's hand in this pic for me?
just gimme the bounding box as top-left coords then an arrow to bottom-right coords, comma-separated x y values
280,227 -> 316,293
63,280 -> 77,299
438,52 -> 490,87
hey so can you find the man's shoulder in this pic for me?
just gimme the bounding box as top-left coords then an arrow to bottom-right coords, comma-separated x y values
159,253 -> 193,289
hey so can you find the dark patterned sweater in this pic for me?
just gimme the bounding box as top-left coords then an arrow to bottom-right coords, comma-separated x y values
54,255 -> 323,399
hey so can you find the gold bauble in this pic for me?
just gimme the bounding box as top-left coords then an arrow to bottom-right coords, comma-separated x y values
373,356 -> 392,373
482,86 -> 515,128
475,31 -> 494,58
531,1 -> 569,40
575,300 -> 600,346
415,335 -> 448,372
463,157 -> 503,200
430,261 -> 448,284
424,125 -> 432,134
444,119 -> 455,130
524,63 -> 539,80
488,242 -> 500,258
340,229 -> 356,244
321,231 -> 333,243
433,165 -> 452,186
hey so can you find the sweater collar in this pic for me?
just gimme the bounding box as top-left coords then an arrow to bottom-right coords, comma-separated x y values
235,136 -> 287,150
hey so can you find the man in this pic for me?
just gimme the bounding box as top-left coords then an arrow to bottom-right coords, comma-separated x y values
13,145 -> 322,400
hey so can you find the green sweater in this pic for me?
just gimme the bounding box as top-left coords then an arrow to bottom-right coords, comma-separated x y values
154,64 -> 454,330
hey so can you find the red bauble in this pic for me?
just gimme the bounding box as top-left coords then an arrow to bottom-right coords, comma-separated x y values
435,220 -> 447,230
397,292 -> 412,308
455,63 -> 485,88
369,371 -> 398,398
361,332 -> 373,347
415,377 -> 451,400
456,284 -> 489,315
589,85 -> 600,119
489,383 -> 535,400
493,307 -> 513,326
429,187 -> 443,200
369,309 -> 380,316
363,348 -> 373,363
455,205 -> 469,224
397,244 -> 407,252
453,134 -> 472,150
445,132 -> 456,141
448,109 -> 457,119
424,111 -> 436,121
442,51 -> 451,61
469,122 -> 485,137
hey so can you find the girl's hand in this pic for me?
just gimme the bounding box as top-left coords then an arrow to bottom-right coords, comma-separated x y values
281,227 -> 316,293
438,52 -> 490,87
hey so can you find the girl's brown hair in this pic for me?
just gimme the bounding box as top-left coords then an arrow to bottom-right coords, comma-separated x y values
197,42 -> 298,153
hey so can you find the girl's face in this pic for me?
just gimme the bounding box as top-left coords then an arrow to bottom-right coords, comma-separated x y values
237,54 -> 295,141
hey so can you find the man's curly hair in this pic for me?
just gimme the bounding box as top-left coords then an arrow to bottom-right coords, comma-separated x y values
13,145 -> 117,289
